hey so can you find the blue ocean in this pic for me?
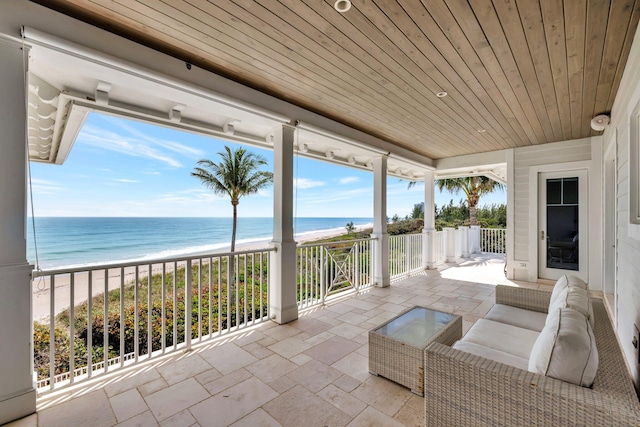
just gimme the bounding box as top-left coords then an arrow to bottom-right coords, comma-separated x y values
27,217 -> 372,270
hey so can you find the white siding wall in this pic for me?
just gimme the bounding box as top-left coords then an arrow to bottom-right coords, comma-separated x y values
511,139 -> 592,281
604,20 -> 640,386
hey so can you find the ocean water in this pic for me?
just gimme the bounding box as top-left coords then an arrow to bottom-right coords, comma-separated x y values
27,217 -> 373,270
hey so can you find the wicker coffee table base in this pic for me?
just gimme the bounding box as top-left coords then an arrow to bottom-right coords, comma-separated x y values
369,306 -> 462,396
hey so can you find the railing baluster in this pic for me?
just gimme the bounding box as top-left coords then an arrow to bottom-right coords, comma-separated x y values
173,261 -> 177,351
69,273 -> 75,385
103,269 -> 108,374
217,256 -> 222,334
120,267 -> 124,368
87,270 -> 92,378
134,266 -> 139,363
49,274 -> 55,391
162,263 -> 166,353
147,264 -> 152,358
198,259 -> 202,342
250,253 -> 255,325
259,252 -> 263,321
185,261 -> 192,351
208,258 -> 213,337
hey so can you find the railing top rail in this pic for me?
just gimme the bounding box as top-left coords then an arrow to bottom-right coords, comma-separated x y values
297,237 -> 376,248
32,246 -> 276,277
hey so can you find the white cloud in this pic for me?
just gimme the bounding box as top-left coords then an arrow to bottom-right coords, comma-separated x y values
338,176 -> 359,185
29,178 -> 64,194
77,115 -> 206,168
294,178 -> 325,189
113,178 -> 139,183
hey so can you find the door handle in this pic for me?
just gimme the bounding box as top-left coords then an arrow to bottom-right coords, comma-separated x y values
541,230 -> 545,241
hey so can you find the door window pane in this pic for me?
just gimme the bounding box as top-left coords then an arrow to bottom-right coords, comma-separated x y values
546,177 -> 579,271
547,179 -> 562,205
563,178 -> 578,204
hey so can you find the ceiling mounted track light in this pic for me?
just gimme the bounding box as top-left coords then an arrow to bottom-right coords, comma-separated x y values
334,0 -> 351,13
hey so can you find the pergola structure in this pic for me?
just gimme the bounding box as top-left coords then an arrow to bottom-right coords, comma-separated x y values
1,0 -> 640,423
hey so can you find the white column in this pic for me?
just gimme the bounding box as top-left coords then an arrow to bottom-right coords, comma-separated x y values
459,226 -> 469,258
371,156 -> 390,287
444,227 -> 456,263
470,225 -> 481,254
422,170 -> 437,269
269,124 -> 298,324
0,39 -> 36,425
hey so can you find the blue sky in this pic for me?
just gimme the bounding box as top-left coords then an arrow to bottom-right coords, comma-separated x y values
28,113 -> 505,218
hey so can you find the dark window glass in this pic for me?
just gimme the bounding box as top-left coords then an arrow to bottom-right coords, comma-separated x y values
547,179 -> 562,205
563,178 -> 578,204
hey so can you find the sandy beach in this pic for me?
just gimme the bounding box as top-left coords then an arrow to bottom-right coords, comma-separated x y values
31,226 -> 370,321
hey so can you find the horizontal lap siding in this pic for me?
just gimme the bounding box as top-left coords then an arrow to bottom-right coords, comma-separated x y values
513,139 -> 592,261
616,121 -> 640,382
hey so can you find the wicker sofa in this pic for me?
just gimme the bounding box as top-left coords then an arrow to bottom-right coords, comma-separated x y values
424,284 -> 640,426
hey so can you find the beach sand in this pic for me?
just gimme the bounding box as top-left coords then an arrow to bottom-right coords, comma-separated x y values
31,226 -> 369,321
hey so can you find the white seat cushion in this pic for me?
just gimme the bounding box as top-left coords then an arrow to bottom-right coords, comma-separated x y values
484,304 -> 548,332
529,307 -> 599,387
453,340 -> 529,371
462,319 -> 540,360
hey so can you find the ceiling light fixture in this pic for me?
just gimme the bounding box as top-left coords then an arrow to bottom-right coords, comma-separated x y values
436,91 -> 448,98
334,0 -> 351,13
590,114 -> 610,131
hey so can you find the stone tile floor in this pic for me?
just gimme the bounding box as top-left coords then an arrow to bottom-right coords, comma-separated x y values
7,254 -> 551,427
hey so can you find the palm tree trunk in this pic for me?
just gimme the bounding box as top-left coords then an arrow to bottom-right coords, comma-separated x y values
469,204 -> 477,226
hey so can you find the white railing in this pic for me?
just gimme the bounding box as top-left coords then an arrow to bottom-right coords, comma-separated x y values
389,234 -> 423,279
480,228 -> 506,254
296,238 -> 374,308
32,248 -> 273,393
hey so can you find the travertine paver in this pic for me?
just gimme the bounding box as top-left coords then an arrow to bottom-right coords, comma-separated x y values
13,254 -> 547,427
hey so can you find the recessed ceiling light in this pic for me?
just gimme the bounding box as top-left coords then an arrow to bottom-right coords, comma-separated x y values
477,129 -> 486,133
334,0 -> 351,12
436,91 -> 448,98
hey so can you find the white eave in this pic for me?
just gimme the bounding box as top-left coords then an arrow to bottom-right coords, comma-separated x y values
23,26 -> 433,179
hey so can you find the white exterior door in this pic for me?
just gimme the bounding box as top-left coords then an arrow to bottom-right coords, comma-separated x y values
538,170 -> 588,281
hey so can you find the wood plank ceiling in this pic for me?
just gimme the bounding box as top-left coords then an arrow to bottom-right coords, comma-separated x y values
32,0 -> 640,160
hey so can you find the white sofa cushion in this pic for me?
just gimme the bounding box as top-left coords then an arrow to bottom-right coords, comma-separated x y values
548,286 -> 594,327
453,340 -> 529,371
462,319 -> 540,360
550,275 -> 588,306
484,304 -> 548,332
529,307 -> 599,387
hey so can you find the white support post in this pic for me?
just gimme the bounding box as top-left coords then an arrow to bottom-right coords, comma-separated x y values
371,156 -> 390,287
470,225 -> 481,254
422,170 -> 437,269
0,39 -> 36,425
444,227 -> 456,263
269,124 -> 298,324
454,229 -> 463,260
459,226 -> 469,258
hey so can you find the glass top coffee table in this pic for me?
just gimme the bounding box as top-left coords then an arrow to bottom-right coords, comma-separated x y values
369,306 -> 462,396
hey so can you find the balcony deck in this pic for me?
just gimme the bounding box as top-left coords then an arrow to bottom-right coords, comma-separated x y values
11,254 -> 550,427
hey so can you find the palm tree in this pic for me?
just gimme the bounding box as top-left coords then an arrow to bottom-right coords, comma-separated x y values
435,177 -> 504,226
191,146 -> 273,252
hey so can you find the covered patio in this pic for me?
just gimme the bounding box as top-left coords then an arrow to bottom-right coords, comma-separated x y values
14,254 -> 526,427
2,0 -> 640,425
